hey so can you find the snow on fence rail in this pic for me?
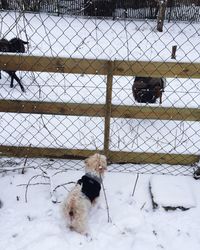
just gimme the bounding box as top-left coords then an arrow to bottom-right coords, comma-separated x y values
0,54 -> 199,165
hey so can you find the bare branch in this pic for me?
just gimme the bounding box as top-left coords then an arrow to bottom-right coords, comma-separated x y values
132,173 -> 140,197
24,174 -> 50,203
53,181 -> 76,192
100,174 -> 112,223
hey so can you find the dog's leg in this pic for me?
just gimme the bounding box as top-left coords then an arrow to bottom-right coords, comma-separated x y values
10,72 -> 14,89
6,71 -> 25,92
0,70 -> 1,79
13,73 -> 25,92
159,93 -> 162,104
5,71 -> 14,88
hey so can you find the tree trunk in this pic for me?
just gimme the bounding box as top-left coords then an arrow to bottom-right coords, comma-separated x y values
157,0 -> 168,32
1,0 -> 9,9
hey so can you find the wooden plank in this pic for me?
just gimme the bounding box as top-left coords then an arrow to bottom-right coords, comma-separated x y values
0,100 -> 105,117
111,105 -> 200,121
109,151 -> 199,165
104,61 -> 113,157
0,54 -> 108,75
0,100 -> 199,121
0,145 -> 198,165
113,60 -> 200,78
1,54 -> 200,78
0,145 -> 99,159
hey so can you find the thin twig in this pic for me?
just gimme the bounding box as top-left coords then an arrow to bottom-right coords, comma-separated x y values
18,182 -> 50,187
3,11 -> 22,37
140,202 -> 146,210
0,166 -> 36,173
132,173 -> 140,197
21,144 -> 31,174
53,181 -> 76,192
40,115 -> 63,147
25,174 -> 50,203
52,170 -> 69,177
100,174 -> 112,223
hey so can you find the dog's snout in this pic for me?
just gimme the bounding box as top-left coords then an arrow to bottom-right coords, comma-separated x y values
99,165 -> 104,172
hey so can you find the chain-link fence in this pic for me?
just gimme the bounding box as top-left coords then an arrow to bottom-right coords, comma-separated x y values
0,1 -> 199,176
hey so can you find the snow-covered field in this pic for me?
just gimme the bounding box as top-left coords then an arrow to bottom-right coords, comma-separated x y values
1,159 -> 200,250
1,11 -> 200,62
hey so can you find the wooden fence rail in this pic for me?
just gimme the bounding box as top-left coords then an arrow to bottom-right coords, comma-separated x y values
0,100 -> 199,121
0,54 -> 200,165
1,54 -> 200,78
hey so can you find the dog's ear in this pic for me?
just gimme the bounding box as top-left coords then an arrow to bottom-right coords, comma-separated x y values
100,155 -> 107,164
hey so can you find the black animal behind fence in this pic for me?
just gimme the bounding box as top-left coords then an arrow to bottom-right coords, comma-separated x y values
0,38 -> 28,92
132,77 -> 165,104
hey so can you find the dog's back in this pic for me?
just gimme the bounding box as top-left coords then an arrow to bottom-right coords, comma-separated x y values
9,38 -> 28,53
132,77 -> 165,103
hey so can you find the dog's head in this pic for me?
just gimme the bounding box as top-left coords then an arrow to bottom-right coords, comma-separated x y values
0,38 -> 9,52
84,153 -> 107,177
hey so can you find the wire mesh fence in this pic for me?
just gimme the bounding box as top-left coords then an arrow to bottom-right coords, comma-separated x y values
0,157 -> 196,176
0,1 -> 199,176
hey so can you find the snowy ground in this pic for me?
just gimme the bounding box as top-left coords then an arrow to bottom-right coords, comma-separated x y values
1,159 -> 200,250
1,12 -> 200,62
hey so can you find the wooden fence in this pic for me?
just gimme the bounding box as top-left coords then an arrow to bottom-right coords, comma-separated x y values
0,54 -> 200,165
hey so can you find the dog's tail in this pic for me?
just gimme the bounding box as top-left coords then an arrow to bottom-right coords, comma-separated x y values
68,201 -> 76,220
65,196 -> 77,221
21,40 -> 29,45
69,210 -> 74,217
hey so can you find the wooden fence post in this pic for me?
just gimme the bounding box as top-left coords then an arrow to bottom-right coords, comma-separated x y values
171,45 -> 177,59
103,61 -> 113,159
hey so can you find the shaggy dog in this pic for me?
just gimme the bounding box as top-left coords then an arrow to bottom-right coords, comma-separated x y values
62,153 -> 107,234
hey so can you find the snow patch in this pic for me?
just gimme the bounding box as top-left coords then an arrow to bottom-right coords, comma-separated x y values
150,175 -> 196,210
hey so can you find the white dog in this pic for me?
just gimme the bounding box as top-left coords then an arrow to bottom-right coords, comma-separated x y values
62,153 -> 107,234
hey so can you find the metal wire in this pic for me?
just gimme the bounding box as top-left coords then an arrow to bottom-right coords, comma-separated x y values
0,1 -> 199,176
